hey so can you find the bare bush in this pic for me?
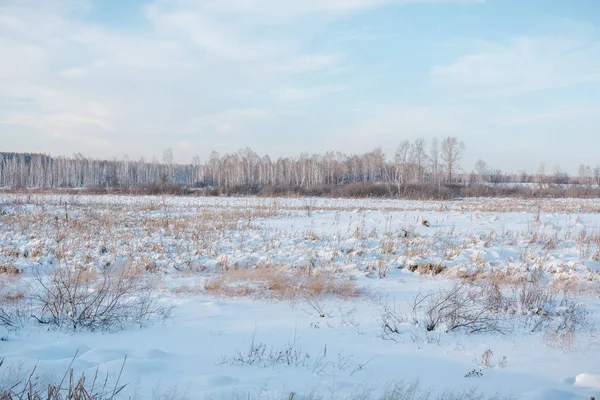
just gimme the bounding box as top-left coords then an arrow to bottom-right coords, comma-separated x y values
479,349 -> 493,368
379,301 -> 406,341
27,265 -> 171,332
196,381 -> 514,400
380,380 -> 426,400
381,281 -> 592,343
378,380 -> 515,400
217,332 -> 355,376
411,283 -> 504,334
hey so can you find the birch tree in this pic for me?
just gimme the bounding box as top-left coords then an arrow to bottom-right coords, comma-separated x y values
441,136 -> 465,183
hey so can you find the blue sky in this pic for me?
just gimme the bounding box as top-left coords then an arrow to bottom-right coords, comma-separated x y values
1,0 -> 599,173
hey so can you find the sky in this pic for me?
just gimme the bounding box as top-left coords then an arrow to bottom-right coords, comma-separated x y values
1,0 -> 599,173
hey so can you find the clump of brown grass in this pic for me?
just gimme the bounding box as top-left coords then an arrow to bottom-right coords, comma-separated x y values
352,227 -> 365,239
445,268 -> 526,285
406,262 -> 445,275
171,281 -> 204,297
0,265 -> 19,275
0,274 -> 27,328
576,229 -> 600,261
2,247 -> 21,258
402,237 -> 430,258
0,289 -> 25,304
132,257 -> 159,273
379,239 -> 396,255
203,264 -> 360,300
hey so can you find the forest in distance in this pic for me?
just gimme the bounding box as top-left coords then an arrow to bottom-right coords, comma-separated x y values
2,136 -> 600,199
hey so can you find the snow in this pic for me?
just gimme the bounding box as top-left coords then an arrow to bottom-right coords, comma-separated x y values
0,194 -> 600,399
575,373 -> 600,389
0,325 -> 7,341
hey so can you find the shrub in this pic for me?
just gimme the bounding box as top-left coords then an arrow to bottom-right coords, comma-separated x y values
410,283 -> 504,334
381,280 -> 593,341
26,265 -> 171,332
217,332 -> 354,376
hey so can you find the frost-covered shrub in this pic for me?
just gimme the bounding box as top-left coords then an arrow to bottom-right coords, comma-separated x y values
381,281 -> 593,341
27,265 -> 171,332
419,283 -> 503,333
218,332 -> 354,376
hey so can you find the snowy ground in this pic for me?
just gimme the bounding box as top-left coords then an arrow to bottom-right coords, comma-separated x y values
1,195 -> 599,399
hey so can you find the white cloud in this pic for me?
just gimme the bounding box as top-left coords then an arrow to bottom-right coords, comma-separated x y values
321,100 -> 600,173
491,104 -> 600,126
0,0 -> 354,158
328,105 -> 476,146
273,85 -> 351,102
431,33 -> 600,97
176,140 -> 193,149
145,8 -> 289,62
203,0 -> 392,18
202,0 -> 483,20
274,53 -> 342,73
184,109 -> 274,134
10,0 -> 600,173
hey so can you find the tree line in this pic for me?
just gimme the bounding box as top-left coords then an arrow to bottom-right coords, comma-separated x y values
1,137 -> 599,195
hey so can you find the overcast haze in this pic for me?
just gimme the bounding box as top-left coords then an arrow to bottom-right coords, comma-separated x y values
1,0 -> 599,173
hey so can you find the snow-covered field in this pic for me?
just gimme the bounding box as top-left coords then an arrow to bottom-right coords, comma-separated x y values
1,194 -> 600,399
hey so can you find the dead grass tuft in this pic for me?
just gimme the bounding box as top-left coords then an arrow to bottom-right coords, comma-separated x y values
406,262 -> 445,275
203,265 -> 360,300
0,265 -> 20,275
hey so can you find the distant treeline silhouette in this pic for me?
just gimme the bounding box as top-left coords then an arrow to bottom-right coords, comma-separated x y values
1,137 -> 599,198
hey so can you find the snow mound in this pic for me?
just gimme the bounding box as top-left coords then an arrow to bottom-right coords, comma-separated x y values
575,373 -> 600,389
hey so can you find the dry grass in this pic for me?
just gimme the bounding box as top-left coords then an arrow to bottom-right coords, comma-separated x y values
379,239 -> 396,255
577,229 -> 600,262
203,264 -> 360,300
2,194 -> 600,299
0,289 -> 25,304
170,280 -> 204,297
444,268 -> 526,285
0,195 -> 289,280
406,262 -> 446,275
0,356 -> 127,400
0,265 -> 19,275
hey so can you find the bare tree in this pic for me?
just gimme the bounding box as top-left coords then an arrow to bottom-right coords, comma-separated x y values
536,162 -> 547,189
1,141 -> 590,196
429,138 -> 440,185
578,164 -> 591,186
394,141 -> 411,184
411,138 -> 428,183
162,148 -> 174,183
487,169 -> 503,186
441,137 -> 465,183
474,159 -> 488,183
553,165 -> 569,185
